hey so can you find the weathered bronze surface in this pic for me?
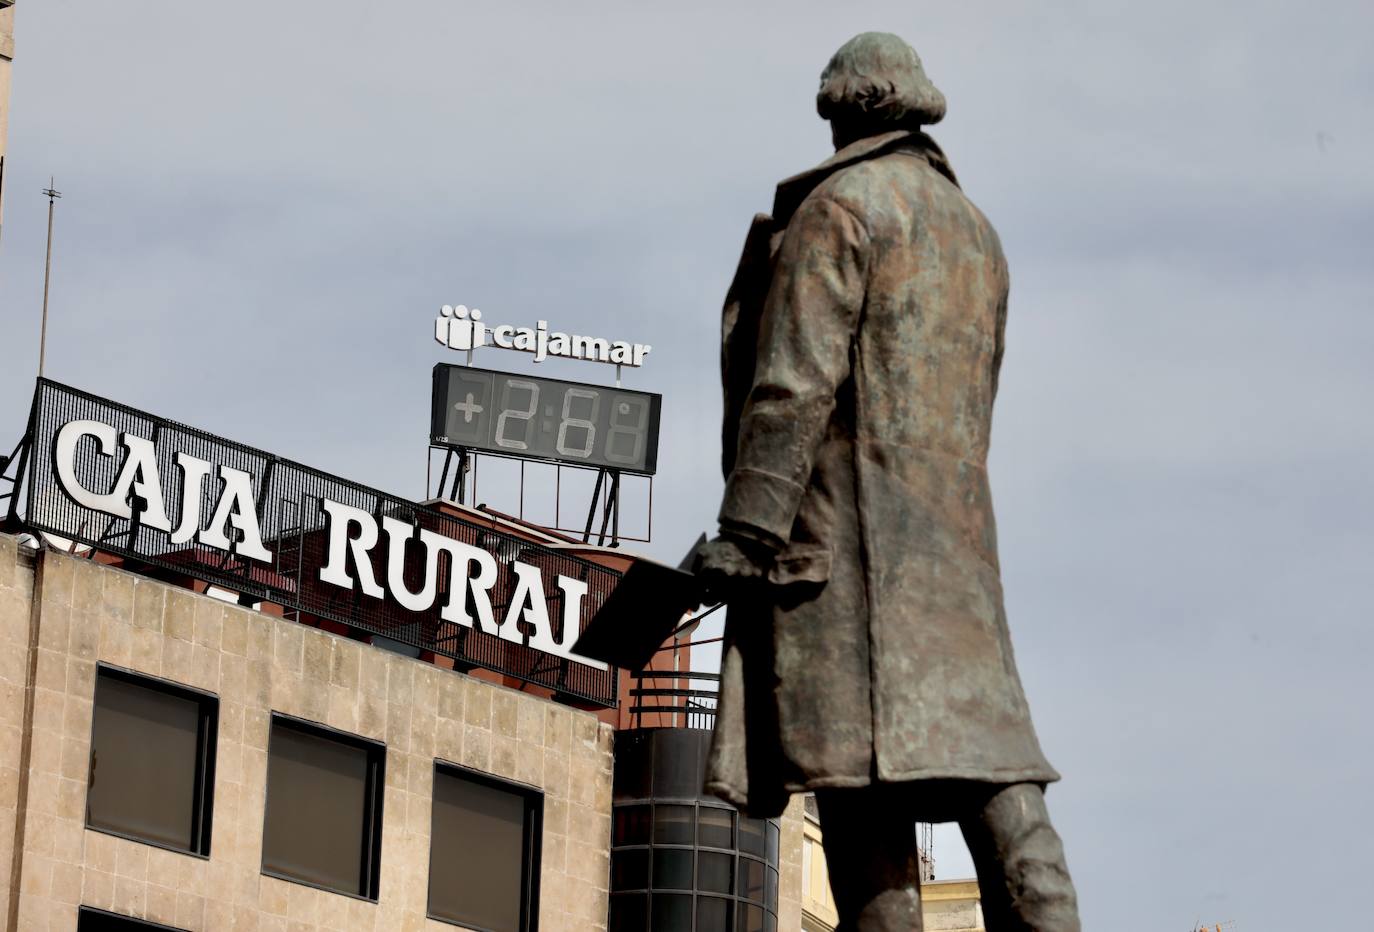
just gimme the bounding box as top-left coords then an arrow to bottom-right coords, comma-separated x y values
697,32 -> 1081,930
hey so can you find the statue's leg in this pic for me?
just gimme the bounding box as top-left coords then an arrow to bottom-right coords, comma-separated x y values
959,782 -> 1080,932
815,787 -> 923,932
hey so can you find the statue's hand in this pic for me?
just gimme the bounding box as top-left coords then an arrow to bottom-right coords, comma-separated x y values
695,532 -> 775,602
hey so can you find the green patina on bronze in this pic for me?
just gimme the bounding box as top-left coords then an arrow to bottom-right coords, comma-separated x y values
704,36 -> 1059,818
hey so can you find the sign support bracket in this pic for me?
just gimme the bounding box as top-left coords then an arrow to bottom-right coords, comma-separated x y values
583,467 -> 622,548
433,445 -> 472,505
424,442 -> 651,544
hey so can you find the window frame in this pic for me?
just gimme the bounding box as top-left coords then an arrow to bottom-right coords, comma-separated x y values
260,713 -> 386,902
85,664 -> 219,858
426,760 -> 544,932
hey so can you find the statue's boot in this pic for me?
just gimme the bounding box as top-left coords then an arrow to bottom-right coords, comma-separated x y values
961,783 -> 1081,931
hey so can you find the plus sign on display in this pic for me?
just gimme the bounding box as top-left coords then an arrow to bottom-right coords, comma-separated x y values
431,364 -> 662,475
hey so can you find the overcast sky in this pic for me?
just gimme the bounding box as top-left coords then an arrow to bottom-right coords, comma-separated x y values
2,2 -> 1372,928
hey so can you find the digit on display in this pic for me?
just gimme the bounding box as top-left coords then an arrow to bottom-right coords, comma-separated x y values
494,378 -> 539,450
556,388 -> 601,458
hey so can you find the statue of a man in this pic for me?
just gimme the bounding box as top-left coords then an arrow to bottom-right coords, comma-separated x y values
697,32 -> 1082,930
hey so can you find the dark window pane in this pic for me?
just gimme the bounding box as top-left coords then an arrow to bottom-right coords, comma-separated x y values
262,721 -> 378,898
615,805 -> 652,846
737,903 -> 766,932
428,767 -> 536,931
87,672 -> 209,854
653,804 -> 694,845
763,912 -> 776,932
652,848 -> 693,890
79,906 -> 189,930
699,807 -> 733,849
698,850 -> 734,894
613,733 -> 652,799
609,893 -> 648,932
697,895 -> 734,932
739,818 -> 766,857
766,866 -> 778,908
651,893 -> 693,932
612,849 -> 650,891
651,735 -> 701,798
766,822 -> 780,864
738,858 -> 765,903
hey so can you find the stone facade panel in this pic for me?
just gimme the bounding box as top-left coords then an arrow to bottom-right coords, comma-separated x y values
0,539 -> 618,931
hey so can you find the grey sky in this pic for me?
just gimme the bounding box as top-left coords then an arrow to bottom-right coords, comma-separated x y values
2,2 -> 1372,928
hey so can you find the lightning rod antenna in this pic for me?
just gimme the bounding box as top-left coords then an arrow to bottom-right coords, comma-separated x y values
38,177 -> 61,378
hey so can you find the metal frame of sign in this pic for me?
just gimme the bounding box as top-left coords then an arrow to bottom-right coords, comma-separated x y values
430,363 -> 663,476
9,379 -> 620,708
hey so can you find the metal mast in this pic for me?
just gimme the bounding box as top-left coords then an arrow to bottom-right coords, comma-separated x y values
38,177 -> 59,377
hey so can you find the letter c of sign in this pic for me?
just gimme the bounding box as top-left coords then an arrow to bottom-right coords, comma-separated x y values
55,420 -> 127,516
493,325 -> 516,349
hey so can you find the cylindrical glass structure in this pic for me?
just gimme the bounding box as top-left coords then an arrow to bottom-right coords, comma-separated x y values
610,729 -> 780,932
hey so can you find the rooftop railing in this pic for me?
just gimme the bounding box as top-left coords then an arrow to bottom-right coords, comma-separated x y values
628,669 -> 719,730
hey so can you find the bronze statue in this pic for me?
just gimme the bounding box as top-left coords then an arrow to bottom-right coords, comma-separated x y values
696,32 -> 1082,931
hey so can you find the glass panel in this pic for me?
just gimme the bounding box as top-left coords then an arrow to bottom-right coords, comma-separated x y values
615,805 -> 652,846
613,734 -> 652,799
738,858 -> 765,903
737,903 -> 766,932
651,736 -> 702,798
87,674 -> 203,852
651,893 -> 693,932
763,911 -> 777,932
766,822 -> 780,864
653,804 -> 694,845
79,906 -> 185,930
652,848 -> 693,890
698,850 -> 734,894
609,893 -> 648,932
739,817 -> 766,857
612,849 -> 650,892
262,723 -> 371,897
697,895 -> 734,932
428,767 -> 534,931
766,866 -> 778,908
698,807 -> 733,849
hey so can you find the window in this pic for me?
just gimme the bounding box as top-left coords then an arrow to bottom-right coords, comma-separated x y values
428,763 -> 542,931
78,906 -> 187,930
608,802 -> 781,931
261,716 -> 384,899
86,666 -> 217,856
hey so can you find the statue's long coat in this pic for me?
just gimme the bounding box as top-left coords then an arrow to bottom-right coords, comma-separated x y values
705,130 -> 1058,817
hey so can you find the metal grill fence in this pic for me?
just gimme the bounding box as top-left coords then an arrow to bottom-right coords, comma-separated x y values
628,670 -> 719,730
16,379 -> 620,707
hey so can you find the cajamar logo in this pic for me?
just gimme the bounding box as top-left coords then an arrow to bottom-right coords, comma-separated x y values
434,305 -> 651,367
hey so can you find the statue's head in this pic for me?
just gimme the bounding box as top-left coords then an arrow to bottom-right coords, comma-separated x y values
817,32 -> 946,149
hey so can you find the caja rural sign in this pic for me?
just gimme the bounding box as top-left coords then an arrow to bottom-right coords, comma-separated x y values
16,380 -> 620,706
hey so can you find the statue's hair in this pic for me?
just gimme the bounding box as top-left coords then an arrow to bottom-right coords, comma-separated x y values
816,32 -> 946,128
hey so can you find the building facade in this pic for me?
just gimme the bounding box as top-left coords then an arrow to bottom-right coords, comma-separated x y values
0,532 -> 620,929
0,528 -> 803,931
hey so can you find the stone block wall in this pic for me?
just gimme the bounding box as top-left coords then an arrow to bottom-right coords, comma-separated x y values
776,796 -> 805,932
0,534 -> 615,931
